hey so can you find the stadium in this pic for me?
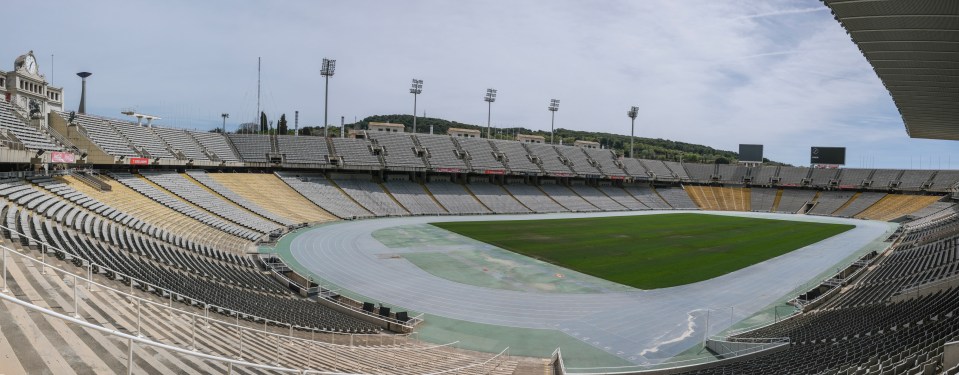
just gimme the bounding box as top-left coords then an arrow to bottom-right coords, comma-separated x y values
0,0 -> 958,374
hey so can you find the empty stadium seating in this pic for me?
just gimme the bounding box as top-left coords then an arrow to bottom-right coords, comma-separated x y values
623,185 -> 671,209
227,134 -> 272,163
425,180 -> 490,215
502,183 -> 567,213
464,181 -> 531,214
153,127 -> 211,161
525,143 -> 573,175
457,137 -> 507,172
583,148 -> 628,177
620,158 -> 650,179
277,135 -> 331,165
186,170 -> 298,226
330,137 -> 382,169
207,173 -> 336,224
681,207 -> 959,375
555,145 -> 602,176
334,177 -> 409,216
383,179 -> 447,215
108,172 -> 262,241
808,191 -> 856,216
686,186 -> 749,211
642,160 -> 676,180
0,101 -> 60,151
775,190 -> 817,213
539,183 -> 599,212
657,187 -> 698,209
0,166 -> 956,375
598,185 -> 648,210
416,134 -> 468,171
492,140 -> 540,174
57,112 -> 139,157
277,174 -> 374,219
140,171 -> 283,234
749,187 -> 777,212
569,184 -> 626,211
367,132 -> 426,169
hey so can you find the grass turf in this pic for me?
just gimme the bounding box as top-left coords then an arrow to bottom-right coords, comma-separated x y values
431,213 -> 854,289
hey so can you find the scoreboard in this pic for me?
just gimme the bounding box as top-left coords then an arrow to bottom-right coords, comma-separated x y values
738,144 -> 763,162
810,147 -> 845,165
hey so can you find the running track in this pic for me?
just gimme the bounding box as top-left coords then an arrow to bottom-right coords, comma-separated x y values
290,211 -> 895,364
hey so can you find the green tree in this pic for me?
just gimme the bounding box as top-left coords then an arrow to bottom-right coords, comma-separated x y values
277,114 -> 288,134
259,112 -> 268,133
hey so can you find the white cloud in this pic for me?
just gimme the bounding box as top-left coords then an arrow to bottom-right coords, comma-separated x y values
3,0 -> 954,168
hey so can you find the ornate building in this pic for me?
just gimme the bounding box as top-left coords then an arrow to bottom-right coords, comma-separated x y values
1,50 -> 64,125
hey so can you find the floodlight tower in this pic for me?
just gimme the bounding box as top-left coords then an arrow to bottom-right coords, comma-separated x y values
321,58 -> 336,137
410,79 -> 423,133
76,72 -> 92,114
484,88 -> 496,139
221,113 -> 229,133
627,106 -> 639,159
548,99 -> 560,144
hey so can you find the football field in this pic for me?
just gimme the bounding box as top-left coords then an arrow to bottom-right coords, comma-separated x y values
431,213 -> 854,289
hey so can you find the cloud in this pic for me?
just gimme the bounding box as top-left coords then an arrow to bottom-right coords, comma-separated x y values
736,6 -> 830,19
2,0 -> 952,168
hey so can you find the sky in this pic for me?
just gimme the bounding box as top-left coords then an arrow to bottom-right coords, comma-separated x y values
4,0 -> 956,168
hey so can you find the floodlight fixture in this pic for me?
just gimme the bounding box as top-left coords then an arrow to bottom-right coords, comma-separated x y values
321,58 -> 336,77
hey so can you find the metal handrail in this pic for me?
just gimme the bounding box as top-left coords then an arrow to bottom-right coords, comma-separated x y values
0,289 -> 310,375
0,243 -> 435,349
419,347 -> 511,375
0,245 -> 510,375
560,339 -> 789,374
0,222 -> 408,338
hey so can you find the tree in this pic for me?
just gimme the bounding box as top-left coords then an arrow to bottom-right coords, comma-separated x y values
237,122 -> 258,134
209,128 -> 223,133
714,157 -> 731,164
259,112 -> 268,133
277,114 -> 288,134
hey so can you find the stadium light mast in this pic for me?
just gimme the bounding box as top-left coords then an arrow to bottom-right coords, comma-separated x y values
321,58 -> 336,138
410,79 -> 423,133
627,106 -> 639,159
221,113 -> 229,133
548,99 -> 560,144
484,88 -> 496,139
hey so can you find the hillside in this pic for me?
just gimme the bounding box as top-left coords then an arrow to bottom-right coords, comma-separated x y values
298,114 -> 778,165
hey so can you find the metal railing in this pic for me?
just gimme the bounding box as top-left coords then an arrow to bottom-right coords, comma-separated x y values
0,243 -> 512,373
556,338 -> 788,374
0,222 -> 407,340
0,289 -> 306,375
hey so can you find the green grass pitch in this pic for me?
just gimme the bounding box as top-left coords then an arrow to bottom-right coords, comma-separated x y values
431,213 -> 854,289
